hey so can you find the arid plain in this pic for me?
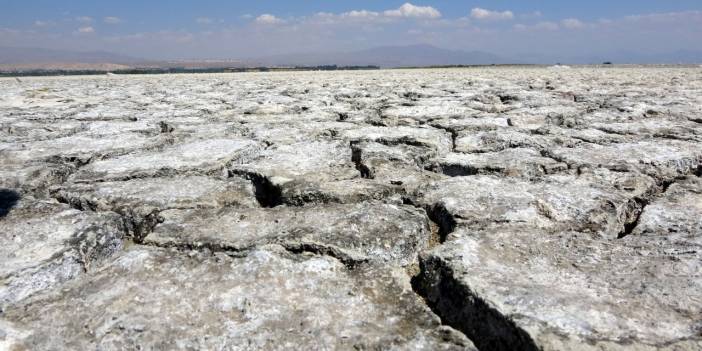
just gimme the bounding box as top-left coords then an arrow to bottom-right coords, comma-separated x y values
1,67 -> 701,350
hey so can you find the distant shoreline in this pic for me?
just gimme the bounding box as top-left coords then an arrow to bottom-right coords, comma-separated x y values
0,65 -> 381,77
2,63 -> 700,77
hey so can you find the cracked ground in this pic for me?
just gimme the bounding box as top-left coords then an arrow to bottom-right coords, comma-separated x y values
1,67 -> 701,350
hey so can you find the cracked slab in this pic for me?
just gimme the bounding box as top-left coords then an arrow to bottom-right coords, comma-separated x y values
632,176 -> 702,240
429,148 -> 568,178
72,138 -> 260,182
417,172 -> 656,239
145,202 -> 431,266
53,175 -> 258,211
1,245 -> 476,350
414,225 -> 702,351
0,200 -> 124,308
546,140 -> 702,180
2,68 -> 702,349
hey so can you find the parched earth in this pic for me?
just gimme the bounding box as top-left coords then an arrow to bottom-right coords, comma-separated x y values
1,67 -> 701,350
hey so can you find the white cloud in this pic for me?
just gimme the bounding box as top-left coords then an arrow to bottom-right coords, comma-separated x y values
470,8 -> 514,21
33,20 -> 53,27
384,3 -> 441,19
76,16 -> 93,23
623,10 -> 702,23
104,16 -> 122,24
196,17 -> 213,24
342,10 -> 380,19
514,21 -> 560,31
255,14 -> 283,25
520,11 -> 542,19
77,26 -> 95,33
561,18 -> 584,29
535,21 -> 559,31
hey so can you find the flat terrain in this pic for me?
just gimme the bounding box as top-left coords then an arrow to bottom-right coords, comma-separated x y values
1,67 -> 701,350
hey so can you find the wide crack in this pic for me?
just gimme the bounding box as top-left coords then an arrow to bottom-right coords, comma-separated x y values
617,175 -> 689,239
410,256 -> 540,351
230,170 -> 284,208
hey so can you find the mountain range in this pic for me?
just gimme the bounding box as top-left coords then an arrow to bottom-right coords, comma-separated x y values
1,45 -> 701,71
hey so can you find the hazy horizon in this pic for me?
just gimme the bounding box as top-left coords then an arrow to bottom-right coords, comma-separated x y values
2,1 -> 701,64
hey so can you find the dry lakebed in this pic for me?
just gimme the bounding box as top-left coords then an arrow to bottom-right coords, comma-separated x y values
1,67 -> 701,350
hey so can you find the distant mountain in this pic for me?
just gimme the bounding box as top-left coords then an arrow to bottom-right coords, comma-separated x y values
2,44 -> 699,71
516,50 -> 702,65
581,50 -> 702,64
0,47 -> 141,65
252,44 -> 506,68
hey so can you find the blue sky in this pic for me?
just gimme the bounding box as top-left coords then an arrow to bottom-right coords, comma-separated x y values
1,1 -> 701,60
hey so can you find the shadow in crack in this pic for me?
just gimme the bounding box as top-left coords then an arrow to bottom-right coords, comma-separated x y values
0,189 -> 21,218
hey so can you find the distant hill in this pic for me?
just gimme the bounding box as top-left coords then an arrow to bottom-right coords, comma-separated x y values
581,50 -> 702,65
253,44 -> 505,68
0,46 -> 141,65
2,44 -> 699,72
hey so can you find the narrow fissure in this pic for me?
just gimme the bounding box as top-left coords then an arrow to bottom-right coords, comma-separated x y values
617,197 -> 648,239
402,196 -> 546,350
230,170 -> 284,208
617,175 -> 687,239
410,257 -> 540,351
350,142 -> 374,179
280,242 -> 366,269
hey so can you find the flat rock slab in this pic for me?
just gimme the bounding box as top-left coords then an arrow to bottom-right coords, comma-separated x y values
52,176 -> 259,239
453,129 -> 573,154
546,140 -> 702,180
341,126 -> 454,156
1,245 -> 476,350
231,140 -> 375,205
429,148 -> 568,178
146,202 -> 431,266
0,132 -> 167,164
231,140 -> 357,182
0,162 -> 74,196
0,200 -> 124,308
54,175 -> 258,211
414,225 -> 702,351
417,172 -> 657,239
72,138 -> 260,182
632,176 -> 702,243
350,141 -> 444,192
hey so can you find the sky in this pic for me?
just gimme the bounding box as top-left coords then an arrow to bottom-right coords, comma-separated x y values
1,1 -> 701,61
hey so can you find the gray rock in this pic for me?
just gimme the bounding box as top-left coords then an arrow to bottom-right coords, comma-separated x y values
546,140 -> 702,180
230,140 -> 382,206
0,162 -> 74,197
0,200 -> 124,308
417,172 -> 656,239
341,125 -> 454,156
350,140 -> 444,193
0,132 -> 167,165
52,175 -> 259,239
54,175 -> 258,212
632,176 -> 702,241
414,225 -> 702,351
2,68 -> 701,349
453,129 -> 573,154
145,202 -> 431,266
429,148 -> 568,178
72,138 -> 260,182
1,246 -> 476,350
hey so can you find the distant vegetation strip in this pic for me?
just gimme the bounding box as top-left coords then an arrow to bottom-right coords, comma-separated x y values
0,65 -> 380,77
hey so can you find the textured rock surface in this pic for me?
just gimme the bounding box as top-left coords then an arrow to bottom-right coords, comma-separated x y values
2,246 -> 474,350
1,67 -> 701,349
0,200 -> 124,308
146,202 -> 431,266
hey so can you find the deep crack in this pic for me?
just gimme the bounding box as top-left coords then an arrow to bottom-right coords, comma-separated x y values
411,256 -> 540,351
